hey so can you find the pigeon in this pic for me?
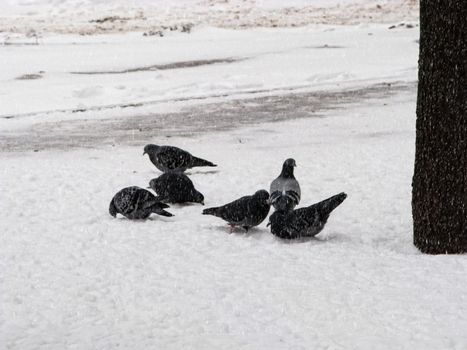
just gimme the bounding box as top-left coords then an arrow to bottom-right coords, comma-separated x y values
109,186 -> 173,219
143,144 -> 217,173
149,172 -> 204,205
270,158 -> 301,211
202,190 -> 271,232
268,192 -> 347,239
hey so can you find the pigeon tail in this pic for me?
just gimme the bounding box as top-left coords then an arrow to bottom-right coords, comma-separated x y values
318,192 -> 347,217
150,203 -> 173,217
191,156 -> 217,168
109,200 -> 117,217
155,208 -> 174,217
155,201 -> 170,208
202,207 -> 220,216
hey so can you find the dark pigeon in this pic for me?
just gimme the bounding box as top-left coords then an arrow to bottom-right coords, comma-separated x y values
109,186 -> 173,219
268,192 -> 347,239
202,190 -> 271,232
270,158 -> 301,211
143,144 -> 216,173
149,172 -> 204,205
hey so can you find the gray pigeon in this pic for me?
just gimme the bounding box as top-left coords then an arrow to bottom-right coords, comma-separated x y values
202,190 -> 271,232
268,192 -> 347,239
149,172 -> 204,205
270,158 -> 301,211
109,186 -> 173,219
143,144 -> 216,173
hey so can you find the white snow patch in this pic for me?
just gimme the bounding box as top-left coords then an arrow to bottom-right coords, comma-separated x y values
2,91 -> 467,349
3,2 -> 466,349
0,0 -> 419,34
0,25 -> 419,119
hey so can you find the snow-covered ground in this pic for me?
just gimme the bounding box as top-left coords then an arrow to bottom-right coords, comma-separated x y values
2,1 -> 467,349
0,24 -> 418,119
1,0 -> 418,34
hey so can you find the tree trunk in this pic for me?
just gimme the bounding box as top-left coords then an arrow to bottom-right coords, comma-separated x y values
413,0 -> 467,254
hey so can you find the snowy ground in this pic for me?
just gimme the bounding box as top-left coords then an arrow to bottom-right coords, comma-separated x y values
1,23 -> 419,147
1,0 -> 418,34
2,1 -> 467,349
4,87 -> 467,350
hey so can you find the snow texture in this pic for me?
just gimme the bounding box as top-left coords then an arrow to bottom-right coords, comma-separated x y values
2,1 -> 467,349
0,25 -> 419,119
3,88 -> 467,350
1,0 -> 418,34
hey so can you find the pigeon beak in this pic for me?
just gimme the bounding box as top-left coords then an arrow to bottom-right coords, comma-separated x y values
147,186 -> 151,189
266,222 -> 271,227
266,199 -> 272,205
143,151 -> 147,156
201,201 -> 205,205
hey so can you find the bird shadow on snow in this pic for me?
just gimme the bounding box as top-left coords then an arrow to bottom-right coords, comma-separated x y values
147,216 -> 175,222
271,231 -> 346,245
206,225 -> 348,244
208,226 -> 343,244
209,225 -> 269,238
274,236 -> 330,245
169,202 -> 204,209
185,170 -> 220,176
111,216 -> 174,222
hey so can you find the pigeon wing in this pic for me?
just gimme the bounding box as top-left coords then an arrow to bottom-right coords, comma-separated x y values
115,187 -> 139,214
157,147 -> 191,171
219,195 -> 250,223
136,189 -> 159,209
289,207 -> 318,229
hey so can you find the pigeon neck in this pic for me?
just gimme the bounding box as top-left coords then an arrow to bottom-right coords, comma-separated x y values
280,165 -> 294,178
148,152 -> 158,162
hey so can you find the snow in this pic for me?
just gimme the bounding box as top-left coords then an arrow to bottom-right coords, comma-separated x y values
2,0 -> 467,349
3,89 -> 467,349
0,0 -> 418,34
0,25 -> 419,119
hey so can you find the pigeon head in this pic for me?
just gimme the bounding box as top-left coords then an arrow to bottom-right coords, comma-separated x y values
253,189 -> 271,205
284,158 -> 296,167
143,144 -> 159,156
192,190 -> 205,205
280,158 -> 297,177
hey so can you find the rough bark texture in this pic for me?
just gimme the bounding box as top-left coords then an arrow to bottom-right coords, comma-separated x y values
413,0 -> 467,254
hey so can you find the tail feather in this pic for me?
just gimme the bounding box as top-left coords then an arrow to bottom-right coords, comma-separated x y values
318,192 -> 347,216
192,156 -> 217,168
144,199 -> 169,209
157,201 -> 170,208
202,207 -> 220,216
156,209 -> 174,217
149,194 -> 169,204
151,202 -> 172,217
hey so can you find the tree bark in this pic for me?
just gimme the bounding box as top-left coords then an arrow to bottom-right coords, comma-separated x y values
413,0 -> 467,253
